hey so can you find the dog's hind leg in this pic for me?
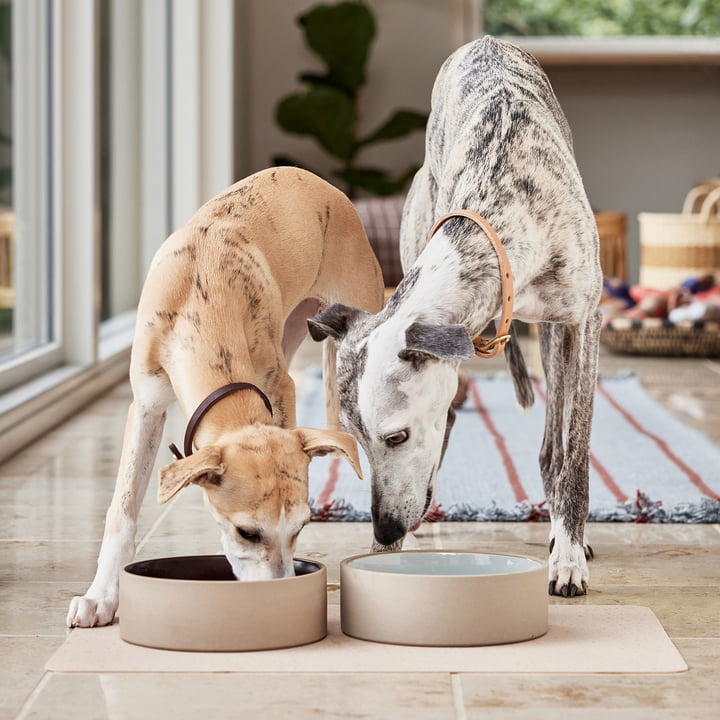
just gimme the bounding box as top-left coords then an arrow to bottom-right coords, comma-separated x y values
277,298 -> 327,429
66,374 -> 174,627
282,297 -> 343,431
322,339 -> 342,432
313,248 -> 385,433
538,313 -> 600,597
282,298 -> 322,364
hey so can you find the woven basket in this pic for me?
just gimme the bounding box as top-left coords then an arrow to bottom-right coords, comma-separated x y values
638,182 -> 720,290
594,210 -> 627,280
601,317 -> 720,357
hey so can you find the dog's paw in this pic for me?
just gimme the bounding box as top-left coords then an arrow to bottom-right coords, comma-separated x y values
549,536 -> 594,561
547,541 -> 589,598
66,594 -> 118,628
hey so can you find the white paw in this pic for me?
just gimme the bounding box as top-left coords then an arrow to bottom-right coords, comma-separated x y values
66,594 -> 118,628
548,541 -> 589,597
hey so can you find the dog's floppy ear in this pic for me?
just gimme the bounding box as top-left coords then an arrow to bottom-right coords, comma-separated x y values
294,427 -> 363,480
157,446 -> 225,504
399,322 -> 474,365
307,304 -> 369,343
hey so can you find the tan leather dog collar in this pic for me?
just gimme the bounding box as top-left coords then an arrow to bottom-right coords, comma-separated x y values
426,210 -> 514,359
169,382 -> 273,459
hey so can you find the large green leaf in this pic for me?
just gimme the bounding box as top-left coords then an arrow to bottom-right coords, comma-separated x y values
299,2 -> 375,93
357,109 -> 428,149
276,87 -> 356,161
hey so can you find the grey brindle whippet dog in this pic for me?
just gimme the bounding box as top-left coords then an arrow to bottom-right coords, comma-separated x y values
308,37 -> 602,598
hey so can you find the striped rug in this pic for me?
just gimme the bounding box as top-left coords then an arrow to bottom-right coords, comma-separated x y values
297,370 -> 720,523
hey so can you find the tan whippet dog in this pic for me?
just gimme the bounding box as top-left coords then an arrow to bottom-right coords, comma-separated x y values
67,167 -> 384,628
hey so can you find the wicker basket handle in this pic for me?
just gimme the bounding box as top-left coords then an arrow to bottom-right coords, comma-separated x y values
682,179 -> 720,214
698,186 -> 720,222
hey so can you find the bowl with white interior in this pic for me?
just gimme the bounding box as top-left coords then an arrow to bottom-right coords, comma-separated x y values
340,550 -> 547,646
119,555 -> 326,651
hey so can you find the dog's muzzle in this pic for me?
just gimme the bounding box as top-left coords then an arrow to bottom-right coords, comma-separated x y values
372,481 -> 434,546
372,514 -> 406,547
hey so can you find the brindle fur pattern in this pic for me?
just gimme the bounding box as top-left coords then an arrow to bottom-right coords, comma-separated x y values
309,37 -> 602,597
67,167 -> 384,628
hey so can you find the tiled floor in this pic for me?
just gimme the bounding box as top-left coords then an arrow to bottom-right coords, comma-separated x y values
1,337 -> 719,719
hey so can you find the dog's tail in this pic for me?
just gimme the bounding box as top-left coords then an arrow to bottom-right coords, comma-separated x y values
505,326 -> 534,409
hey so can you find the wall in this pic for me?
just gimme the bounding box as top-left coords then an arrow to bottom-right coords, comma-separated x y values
237,1 -> 720,282
548,64 -> 720,282
238,0 -> 457,187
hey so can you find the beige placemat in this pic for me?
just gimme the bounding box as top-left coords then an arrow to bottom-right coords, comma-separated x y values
47,605 -> 687,674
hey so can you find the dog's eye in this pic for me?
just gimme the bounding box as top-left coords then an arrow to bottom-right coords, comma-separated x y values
384,430 -> 409,447
236,527 -> 262,544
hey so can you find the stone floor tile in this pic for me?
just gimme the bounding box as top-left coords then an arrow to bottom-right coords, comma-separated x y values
0,637 -> 64,720
27,672 -> 457,720
459,639 -> 719,718
0,582 -> 90,635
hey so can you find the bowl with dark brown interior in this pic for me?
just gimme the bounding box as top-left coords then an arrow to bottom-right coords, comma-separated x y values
119,555 -> 326,651
340,550 -> 547,646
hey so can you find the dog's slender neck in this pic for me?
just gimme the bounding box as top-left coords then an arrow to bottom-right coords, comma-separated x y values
428,210 -> 513,357
387,228 -> 507,339
171,382 -> 273,459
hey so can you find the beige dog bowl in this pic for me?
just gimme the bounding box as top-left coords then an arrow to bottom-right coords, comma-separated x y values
341,550 -> 548,646
119,555 -> 327,651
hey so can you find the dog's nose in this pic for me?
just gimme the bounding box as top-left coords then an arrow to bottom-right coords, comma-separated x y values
373,515 -> 406,546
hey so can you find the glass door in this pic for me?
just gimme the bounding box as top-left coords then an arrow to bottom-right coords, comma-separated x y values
0,0 -> 55,386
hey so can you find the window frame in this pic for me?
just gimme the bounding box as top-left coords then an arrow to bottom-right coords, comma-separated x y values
2,0 -> 59,392
0,0 -> 235,463
449,0 -> 720,65
507,36 -> 720,66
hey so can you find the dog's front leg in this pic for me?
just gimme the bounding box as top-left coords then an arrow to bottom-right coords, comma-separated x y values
66,396 -> 167,627
539,316 -> 600,597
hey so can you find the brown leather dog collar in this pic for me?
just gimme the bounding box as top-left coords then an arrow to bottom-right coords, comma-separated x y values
426,210 -> 514,359
169,382 -> 273,460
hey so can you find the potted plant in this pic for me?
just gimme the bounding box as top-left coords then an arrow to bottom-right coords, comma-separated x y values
273,1 -> 428,199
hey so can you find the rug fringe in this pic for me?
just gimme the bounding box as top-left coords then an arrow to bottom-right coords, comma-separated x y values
309,493 -> 720,524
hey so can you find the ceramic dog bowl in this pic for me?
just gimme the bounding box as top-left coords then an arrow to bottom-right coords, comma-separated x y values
340,550 -> 548,646
119,555 -> 327,651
